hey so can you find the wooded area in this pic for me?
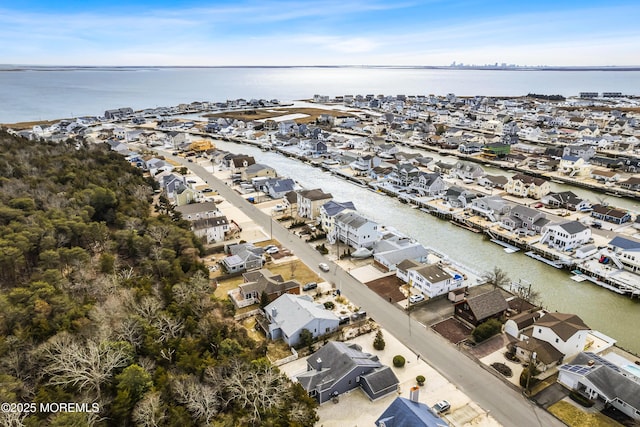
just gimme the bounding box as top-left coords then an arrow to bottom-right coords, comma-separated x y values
0,131 -> 317,426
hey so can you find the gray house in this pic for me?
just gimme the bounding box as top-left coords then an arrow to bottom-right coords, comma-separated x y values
263,294 -> 339,347
221,243 -> 264,273
297,341 -> 399,404
264,178 -> 296,199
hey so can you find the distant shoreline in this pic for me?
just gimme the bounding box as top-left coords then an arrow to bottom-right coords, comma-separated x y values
2,65 -> 640,72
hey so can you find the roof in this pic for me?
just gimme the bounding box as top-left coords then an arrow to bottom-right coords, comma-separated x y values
321,200 -> 357,217
608,236 -> 640,251
592,204 -> 628,218
265,178 -> 295,193
560,352 -> 640,411
396,258 -> 421,272
518,336 -> 564,365
557,221 -> 588,235
375,245 -> 429,267
239,269 -> 299,296
360,365 -> 399,394
175,201 -> 220,217
465,289 -> 509,320
265,294 -> 339,338
410,264 -> 453,284
299,188 -> 333,201
335,210 -> 376,229
191,216 -> 228,230
511,173 -> 548,186
536,312 -> 590,341
297,342 -> 381,393
245,163 -> 274,173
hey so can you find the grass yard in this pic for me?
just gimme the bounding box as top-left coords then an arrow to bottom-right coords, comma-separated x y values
548,401 -> 623,427
266,260 -> 321,285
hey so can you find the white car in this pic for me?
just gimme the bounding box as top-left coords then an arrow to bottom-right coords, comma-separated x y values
266,247 -> 279,254
409,294 -> 425,304
433,400 -> 451,414
318,262 -> 330,272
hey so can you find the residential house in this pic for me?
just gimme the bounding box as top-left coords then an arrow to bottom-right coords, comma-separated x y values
145,158 -> 173,176
297,341 -> 399,404
221,243 -> 264,273
297,189 -> 333,219
174,185 -> 198,206
411,172 -> 447,196
608,236 -> 640,273
191,216 -> 229,244
452,161 -> 485,180
241,163 -> 276,181
454,289 -> 509,326
264,178 -> 296,199
237,269 -> 300,306
229,155 -> 256,173
477,174 -> 509,189
505,173 -> 551,199
470,195 -> 511,222
501,205 -> 549,235
405,263 -> 463,299
372,233 -> 429,271
331,210 -> 379,249
558,156 -> 591,177
504,311 -> 543,339
591,204 -> 631,225
283,191 -> 299,215
619,177 -> 640,191
319,200 -> 356,235
591,169 -> 621,183
540,221 -> 591,251
263,294 -> 339,347
388,163 -> 420,187
350,155 -> 381,175
375,395 -> 448,427
563,144 -> 596,160
541,191 -> 591,211
444,186 -> 476,208
519,312 -> 590,362
558,352 -> 640,421
175,201 -> 222,221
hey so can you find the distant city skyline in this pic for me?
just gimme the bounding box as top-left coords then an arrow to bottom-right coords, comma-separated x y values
2,0 -> 639,67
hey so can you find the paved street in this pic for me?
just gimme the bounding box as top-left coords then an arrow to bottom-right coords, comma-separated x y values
166,151 -> 564,427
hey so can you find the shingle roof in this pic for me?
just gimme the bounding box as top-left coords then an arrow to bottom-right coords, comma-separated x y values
411,264 -> 453,284
265,294 -> 338,339
376,397 -> 448,427
466,289 -> 508,320
361,366 -> 399,394
557,221 -> 588,235
536,312 -> 590,341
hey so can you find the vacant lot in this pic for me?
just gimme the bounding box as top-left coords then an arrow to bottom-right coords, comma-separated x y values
548,401 -> 623,427
431,317 -> 473,344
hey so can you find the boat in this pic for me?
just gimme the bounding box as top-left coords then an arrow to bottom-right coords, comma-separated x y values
490,239 -> 520,253
351,248 -> 373,259
524,251 -> 565,269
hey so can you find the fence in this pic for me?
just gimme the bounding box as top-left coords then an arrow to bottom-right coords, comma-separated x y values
269,347 -> 299,367
234,308 -> 263,322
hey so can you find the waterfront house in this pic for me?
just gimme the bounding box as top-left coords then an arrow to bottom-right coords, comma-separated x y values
591,204 -> 631,225
319,200 -> 356,236
331,210 -> 379,249
410,172 -> 446,197
541,191 -> 591,211
444,186 -> 476,208
619,177 -> 640,191
191,216 -> 230,244
454,289 -> 509,327
504,173 -> 551,199
241,163 -> 276,181
452,161 -> 485,180
607,236 -> 640,273
350,155 -> 381,175
470,195 -> 511,222
540,221 -> 591,252
504,311 -> 543,339
407,263 -> 463,299
558,352 -> 640,421
297,341 -> 399,404
297,189 -> 333,219
264,178 -> 296,199
373,236 -> 429,272
375,394 -> 448,427
237,269 -> 300,306
558,156 -> 591,177
477,174 -> 509,189
104,107 -> 133,120
501,205 -> 548,235
388,163 -> 421,187
263,294 -> 339,347
590,169 -> 620,182
221,243 -> 264,273
525,312 -> 590,360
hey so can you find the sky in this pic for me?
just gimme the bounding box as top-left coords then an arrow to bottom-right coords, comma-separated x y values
1,0 -> 639,66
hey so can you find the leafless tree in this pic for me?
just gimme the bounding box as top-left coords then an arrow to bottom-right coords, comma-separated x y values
39,332 -> 132,398
153,314 -> 184,342
133,391 -> 166,427
173,376 -> 221,425
482,266 -> 511,289
0,410 -> 28,427
223,361 -> 287,424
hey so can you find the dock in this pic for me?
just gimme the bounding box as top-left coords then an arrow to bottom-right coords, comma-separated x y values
490,239 -> 521,253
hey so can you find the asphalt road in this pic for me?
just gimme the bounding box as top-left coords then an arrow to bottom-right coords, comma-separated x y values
165,151 -> 564,427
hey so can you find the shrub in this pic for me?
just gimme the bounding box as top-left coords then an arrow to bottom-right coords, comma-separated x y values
373,330 -> 385,350
323,301 -> 335,310
569,391 -> 595,407
491,362 -> 512,377
471,318 -> 502,343
392,355 -> 406,368
416,375 -> 425,386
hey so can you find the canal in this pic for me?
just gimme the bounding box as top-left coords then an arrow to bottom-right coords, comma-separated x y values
209,139 -> 640,354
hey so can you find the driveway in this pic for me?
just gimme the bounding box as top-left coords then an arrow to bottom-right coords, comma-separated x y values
158,148 -> 565,427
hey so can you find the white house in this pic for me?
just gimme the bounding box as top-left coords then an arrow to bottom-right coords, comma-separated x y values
331,210 -> 379,249
191,216 -> 229,244
540,221 -> 591,252
297,189 -> 333,219
532,312 -> 590,360
406,263 -> 463,298
319,200 -> 356,236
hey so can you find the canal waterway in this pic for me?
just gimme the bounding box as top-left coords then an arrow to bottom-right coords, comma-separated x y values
209,138 -> 640,354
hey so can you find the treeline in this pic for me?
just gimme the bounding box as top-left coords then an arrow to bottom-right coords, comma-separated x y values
0,131 -> 317,426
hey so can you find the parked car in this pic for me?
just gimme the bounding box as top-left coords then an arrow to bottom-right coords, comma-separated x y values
409,294 -> 425,304
318,262 -> 330,272
272,204 -> 285,213
432,400 -> 451,414
302,282 -> 317,291
338,315 -> 350,325
202,188 -> 214,193
266,247 -> 279,254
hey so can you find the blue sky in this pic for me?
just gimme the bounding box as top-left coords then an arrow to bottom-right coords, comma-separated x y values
2,0 -> 638,66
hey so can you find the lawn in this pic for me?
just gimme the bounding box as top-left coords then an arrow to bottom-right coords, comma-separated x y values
548,401 -> 623,427
266,260 -> 322,285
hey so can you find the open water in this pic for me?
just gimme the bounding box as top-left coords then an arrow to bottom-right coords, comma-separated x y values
1,66 -> 639,353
